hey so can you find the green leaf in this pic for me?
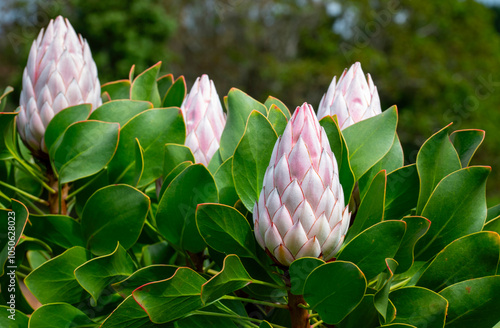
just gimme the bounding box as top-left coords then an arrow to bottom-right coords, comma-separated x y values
101,80 -> 131,100
25,246 -> 91,304
214,157 -> 239,206
0,305 -> 29,327
29,303 -> 97,327
345,170 -> 386,243
232,110 -> 278,212
158,161 -> 193,199
264,96 -> 291,119
337,294 -> 380,328
133,267 -> 207,323
176,309 -> 239,327
24,214 -> 85,249
303,261 -> 367,324
140,241 -> 175,267
0,86 -> 14,111
374,259 -> 398,323
133,138 -> 145,187
450,129 -> 485,168
415,166 -> 489,260
162,144 -> 195,177
207,149 -> 224,174
384,165 -> 420,221
376,324 -> 417,328
320,115 -> 355,202
156,164 -> 217,252
53,120 -> 119,183
162,76 -> 186,108
0,112 -> 18,160
131,62 -> 161,108
487,203 -> 500,223
157,74 -> 174,99
359,135 -> 403,200
266,104 -> 288,135
0,200 -> 29,276
44,104 -> 92,154
219,88 -> 267,160
259,321 -> 274,328
342,106 -> 398,179
112,265 -> 178,297
82,184 -> 150,256
88,100 -> 153,126
196,203 -> 256,257
416,231 -> 500,291
101,294 -> 164,328
415,125 -> 461,214
201,254 -> 252,304
439,276 -> 500,328
26,250 -> 49,270
338,221 -> 406,280
0,273 -> 32,314
389,287 -> 447,328
484,216 -> 500,235
289,257 -> 324,295
74,243 -> 136,302
108,108 -> 185,187
393,216 -> 430,273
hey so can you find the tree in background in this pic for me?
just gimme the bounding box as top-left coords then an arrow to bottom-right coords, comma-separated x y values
1,0 -> 500,201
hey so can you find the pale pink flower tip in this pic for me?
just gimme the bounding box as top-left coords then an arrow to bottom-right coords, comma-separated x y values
317,62 -> 381,130
181,74 -> 226,166
254,102 -> 350,266
17,15 -> 102,156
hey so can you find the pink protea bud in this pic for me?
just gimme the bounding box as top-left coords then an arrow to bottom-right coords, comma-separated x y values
253,103 -> 350,266
17,16 -> 102,157
181,74 -> 226,166
317,62 -> 381,130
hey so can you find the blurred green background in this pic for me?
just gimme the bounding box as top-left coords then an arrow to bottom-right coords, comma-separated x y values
1,0 -> 500,204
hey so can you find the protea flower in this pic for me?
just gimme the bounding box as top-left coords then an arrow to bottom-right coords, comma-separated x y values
181,74 -> 226,166
253,103 -> 350,266
317,62 -> 381,130
17,16 -> 101,157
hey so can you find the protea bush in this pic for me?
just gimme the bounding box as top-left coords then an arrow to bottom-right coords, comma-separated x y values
1,16 -> 500,328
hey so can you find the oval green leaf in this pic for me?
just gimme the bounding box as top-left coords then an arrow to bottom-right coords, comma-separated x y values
232,110 -> 278,212
342,106 -> 398,179
81,184 -> 150,256
133,267 -> 207,323
416,231 -> 500,291
44,104 -> 92,154
156,164 -> 218,252
53,120 -> 119,184
25,246 -> 91,304
88,99 -> 153,126
338,220 -> 406,280
201,254 -> 252,304
415,124 -> 461,214
196,203 -> 256,258
107,107 -> 185,187
439,276 -> 500,328
74,243 -> 135,302
219,88 -> 268,160
303,261 -> 367,324
416,166 -> 490,260
389,287 -> 447,328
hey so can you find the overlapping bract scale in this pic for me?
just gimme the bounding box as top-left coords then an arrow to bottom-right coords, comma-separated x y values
17,16 -> 102,156
181,74 -> 226,166
317,62 -> 381,130
253,103 -> 350,266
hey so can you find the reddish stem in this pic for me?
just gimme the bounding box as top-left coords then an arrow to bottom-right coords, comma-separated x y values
288,290 -> 310,328
48,171 -> 68,215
